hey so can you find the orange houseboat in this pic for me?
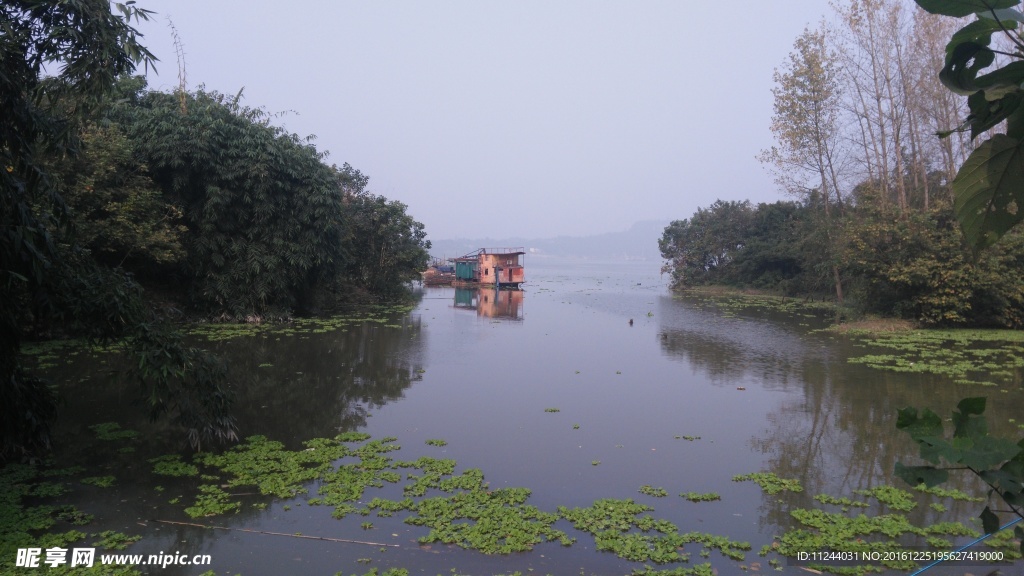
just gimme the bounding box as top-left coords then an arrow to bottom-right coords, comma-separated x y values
453,248 -> 525,288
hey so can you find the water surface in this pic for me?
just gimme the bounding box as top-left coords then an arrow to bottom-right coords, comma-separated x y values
40,257 -> 1023,575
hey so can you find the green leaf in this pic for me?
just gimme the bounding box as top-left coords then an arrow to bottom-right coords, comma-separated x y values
981,506 -> 1000,533
960,435 -> 1022,469
978,6 -> 1024,22
894,463 -> 950,487
946,19 -> 1001,59
940,42 -> 996,95
917,0 -> 1020,17
952,413 -> 988,439
974,61 -> 1024,93
953,397 -> 989,439
952,134 -> 1024,250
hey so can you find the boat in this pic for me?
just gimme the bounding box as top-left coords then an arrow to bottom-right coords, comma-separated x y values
453,247 -> 525,289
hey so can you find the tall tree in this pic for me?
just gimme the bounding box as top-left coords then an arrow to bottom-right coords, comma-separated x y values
1,1 -> 235,458
759,26 -> 847,303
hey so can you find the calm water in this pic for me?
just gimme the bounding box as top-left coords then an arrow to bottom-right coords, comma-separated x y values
39,258 -> 1023,575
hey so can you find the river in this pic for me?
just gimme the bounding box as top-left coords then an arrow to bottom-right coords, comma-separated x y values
29,257 -> 1024,575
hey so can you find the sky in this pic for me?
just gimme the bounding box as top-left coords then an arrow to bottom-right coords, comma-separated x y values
131,1 -> 832,241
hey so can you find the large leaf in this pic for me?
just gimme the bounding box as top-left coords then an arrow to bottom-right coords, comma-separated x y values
974,61 -> 1024,92
941,42 -> 996,94
946,19 -> 999,59
917,0 -> 1021,17
952,134 -> 1024,250
953,397 -> 989,438
922,436 -> 962,464
959,435 -> 1022,469
894,462 -> 950,487
978,6 -> 1024,21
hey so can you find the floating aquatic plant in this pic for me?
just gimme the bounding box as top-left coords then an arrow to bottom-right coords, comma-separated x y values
89,422 -> 138,441
80,476 -> 116,488
680,492 -> 720,503
150,454 -> 199,477
853,486 -> 915,512
185,485 -> 241,518
732,472 -> 802,495
639,485 -> 668,498
91,530 -> 141,550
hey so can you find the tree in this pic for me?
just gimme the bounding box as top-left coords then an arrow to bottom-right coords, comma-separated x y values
339,165 -> 431,299
1,1 -> 235,458
659,200 -> 753,288
759,26 -> 847,303
50,121 -> 186,270
112,83 -> 350,316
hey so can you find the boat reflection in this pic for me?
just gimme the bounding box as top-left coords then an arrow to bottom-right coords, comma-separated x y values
453,287 -> 524,320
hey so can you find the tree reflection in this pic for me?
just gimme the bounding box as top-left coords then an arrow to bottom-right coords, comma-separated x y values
656,293 -> 993,532
212,315 -> 426,444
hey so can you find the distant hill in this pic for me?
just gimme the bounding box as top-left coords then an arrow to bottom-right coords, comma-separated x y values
428,220 -> 669,261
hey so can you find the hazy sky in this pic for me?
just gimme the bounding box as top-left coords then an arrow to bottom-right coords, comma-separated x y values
132,1 -> 831,240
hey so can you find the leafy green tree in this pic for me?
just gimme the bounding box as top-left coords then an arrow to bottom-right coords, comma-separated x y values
50,122 -> 186,270
844,202 -> 976,324
725,201 -> 807,292
1,1 -> 235,458
112,83 -> 350,315
913,0 -> 1024,249
760,26 -> 847,303
659,200 -> 753,288
340,166 -> 431,298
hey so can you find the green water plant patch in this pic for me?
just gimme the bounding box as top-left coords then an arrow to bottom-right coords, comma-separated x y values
89,422 -> 138,441
852,486 -> 915,512
732,472 -> 802,495
80,476 -> 116,488
680,492 -> 720,503
184,484 -> 241,518
639,485 -> 668,498
842,329 -> 1024,386
558,498 -> 750,565
150,454 -> 199,477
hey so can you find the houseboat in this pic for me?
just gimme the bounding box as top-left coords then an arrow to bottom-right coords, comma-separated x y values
453,247 -> 525,288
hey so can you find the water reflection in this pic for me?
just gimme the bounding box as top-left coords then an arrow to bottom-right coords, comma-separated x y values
213,315 -> 426,444
654,293 -> 832,391
47,313 -> 427,452
452,287 -> 524,320
653,289 -> 1000,540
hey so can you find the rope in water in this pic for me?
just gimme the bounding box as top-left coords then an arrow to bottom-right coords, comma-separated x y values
908,516 -> 1021,576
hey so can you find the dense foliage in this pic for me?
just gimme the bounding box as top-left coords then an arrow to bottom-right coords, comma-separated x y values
1,2 -> 430,458
661,198 -> 1024,327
